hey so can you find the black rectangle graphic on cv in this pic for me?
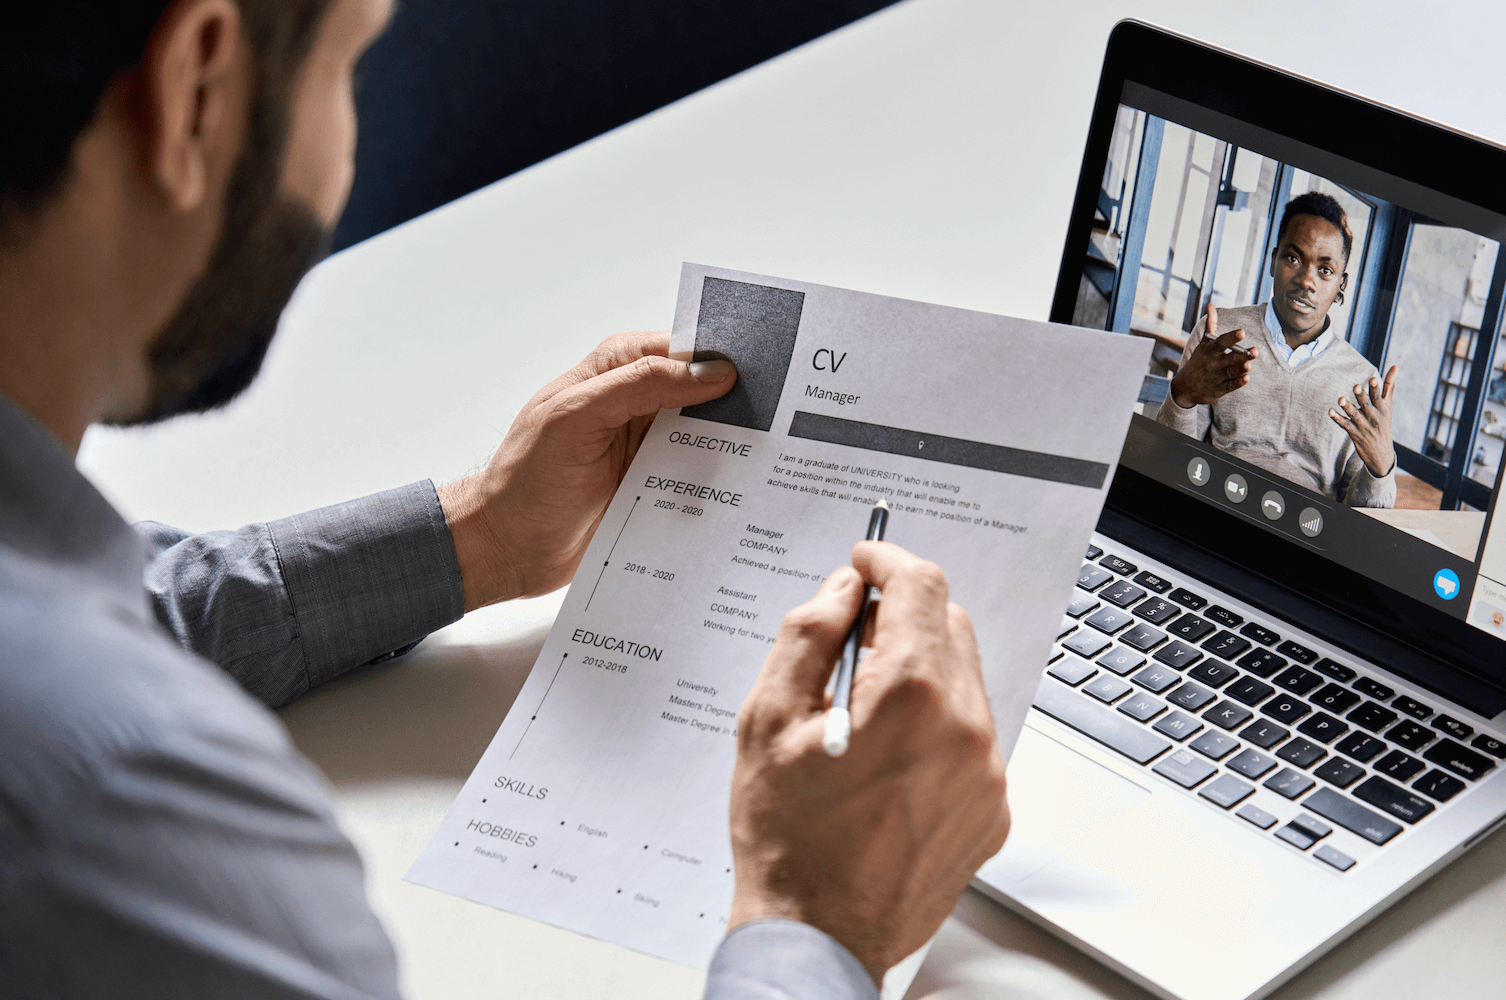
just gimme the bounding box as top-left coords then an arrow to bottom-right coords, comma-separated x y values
680,277 -> 804,432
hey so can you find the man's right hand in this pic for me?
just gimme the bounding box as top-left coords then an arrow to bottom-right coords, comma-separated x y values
726,541 -> 1010,986
1170,303 -> 1257,408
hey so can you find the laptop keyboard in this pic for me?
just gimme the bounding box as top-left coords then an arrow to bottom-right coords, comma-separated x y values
1033,539 -> 1503,873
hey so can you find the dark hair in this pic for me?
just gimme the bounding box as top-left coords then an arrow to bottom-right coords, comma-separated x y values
1277,191 -> 1353,265
0,1 -> 331,229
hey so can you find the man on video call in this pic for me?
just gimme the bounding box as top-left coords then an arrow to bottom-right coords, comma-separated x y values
0,1 -> 1009,998
1157,191 -> 1399,508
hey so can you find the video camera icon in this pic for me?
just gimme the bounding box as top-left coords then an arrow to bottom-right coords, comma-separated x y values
1223,474 -> 1248,503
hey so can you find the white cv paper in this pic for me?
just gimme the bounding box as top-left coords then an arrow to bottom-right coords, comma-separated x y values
407,264 -> 1151,967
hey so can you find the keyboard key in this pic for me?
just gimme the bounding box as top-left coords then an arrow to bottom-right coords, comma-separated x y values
1133,598 -> 1181,624
1096,646 -> 1146,676
1264,768 -> 1315,799
1237,803 -> 1279,829
1032,678 -> 1172,765
1239,622 -> 1281,646
1276,640 -> 1319,664
1314,657 -> 1358,683
1199,774 -> 1255,808
1472,735 -> 1506,759
1240,719 -> 1290,749
1169,587 -> 1207,610
1225,677 -> 1275,707
1048,657 -> 1096,686
1133,663 -> 1181,693
1353,775 -> 1436,824
1078,564 -> 1113,591
1169,682 -> 1216,711
1276,825 -> 1320,851
1304,787 -> 1402,845
1066,593 -> 1100,618
1086,544 -> 1103,560
1335,731 -> 1386,764
1277,737 -> 1327,769
1152,640 -> 1203,670
1375,750 -> 1425,782
1310,684 -> 1361,715
1200,631 -> 1251,660
1236,649 -> 1287,678
1153,711 -> 1204,742
1063,630 -> 1112,659
1205,605 -> 1244,628
1314,758 -> 1365,788
1133,570 -> 1173,594
1154,748 -> 1217,788
1227,749 -> 1278,779
1262,696 -> 1312,725
1168,614 -> 1215,643
1315,845 -> 1356,871
1120,623 -> 1166,651
1057,619 -> 1077,640
1413,769 -> 1467,802
1393,695 -> 1433,720
1101,580 -> 1147,608
1274,666 -> 1324,696
1353,677 -> 1394,700
1086,607 -> 1134,634
1346,702 -> 1398,733
1099,554 -> 1137,576
1190,730 -> 1241,760
1203,700 -> 1253,731
1422,738 -> 1496,780
1297,713 -> 1348,744
1117,692 -> 1166,722
1389,721 -> 1435,751
1083,674 -> 1132,703
1433,715 -> 1474,741
1188,659 -> 1238,687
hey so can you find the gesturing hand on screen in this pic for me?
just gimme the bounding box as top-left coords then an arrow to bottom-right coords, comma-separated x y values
1329,365 -> 1399,478
1170,303 -> 1257,408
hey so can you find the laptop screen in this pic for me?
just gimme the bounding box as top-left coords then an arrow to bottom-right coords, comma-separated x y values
1055,26 -> 1506,691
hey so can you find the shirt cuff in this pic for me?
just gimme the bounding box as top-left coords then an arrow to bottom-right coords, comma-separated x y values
704,920 -> 877,1000
267,480 -> 465,688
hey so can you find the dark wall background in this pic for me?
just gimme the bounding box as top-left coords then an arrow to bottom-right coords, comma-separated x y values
333,0 -> 900,252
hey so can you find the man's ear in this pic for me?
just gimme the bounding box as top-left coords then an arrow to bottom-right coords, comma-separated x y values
1340,273 -> 1349,292
142,0 -> 247,213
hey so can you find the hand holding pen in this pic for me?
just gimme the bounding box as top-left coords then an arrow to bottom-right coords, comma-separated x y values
823,498 -> 889,756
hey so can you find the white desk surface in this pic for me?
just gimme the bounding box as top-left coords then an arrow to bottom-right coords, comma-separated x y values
78,1 -> 1506,996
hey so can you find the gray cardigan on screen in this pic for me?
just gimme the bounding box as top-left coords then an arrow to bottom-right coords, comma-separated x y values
0,391 -> 873,1000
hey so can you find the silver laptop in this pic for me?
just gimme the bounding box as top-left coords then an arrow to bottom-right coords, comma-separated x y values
972,21 -> 1506,1000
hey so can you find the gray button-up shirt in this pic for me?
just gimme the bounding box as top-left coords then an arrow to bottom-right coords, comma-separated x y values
0,392 -> 873,999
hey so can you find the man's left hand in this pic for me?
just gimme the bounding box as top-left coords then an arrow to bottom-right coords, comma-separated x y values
1329,365 -> 1398,478
437,331 -> 736,609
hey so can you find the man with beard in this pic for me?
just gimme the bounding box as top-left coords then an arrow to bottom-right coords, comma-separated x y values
1157,192 -> 1399,507
0,2 -> 1009,998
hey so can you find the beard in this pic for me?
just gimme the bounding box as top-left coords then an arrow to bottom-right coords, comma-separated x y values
108,65 -> 330,426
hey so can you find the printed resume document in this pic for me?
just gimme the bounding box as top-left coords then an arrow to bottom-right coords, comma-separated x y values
407,264 -> 1153,966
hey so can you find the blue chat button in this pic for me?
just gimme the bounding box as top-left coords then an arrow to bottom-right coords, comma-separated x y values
1434,568 -> 1461,601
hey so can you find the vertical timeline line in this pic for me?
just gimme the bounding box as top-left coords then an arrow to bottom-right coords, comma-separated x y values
583,496 -> 641,612
511,652 -> 569,760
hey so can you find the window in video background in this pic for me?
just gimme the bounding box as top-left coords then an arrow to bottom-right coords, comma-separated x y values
1077,105 -> 1506,559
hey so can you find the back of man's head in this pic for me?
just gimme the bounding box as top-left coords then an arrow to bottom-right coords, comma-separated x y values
1,1 -> 330,233
1277,190 -> 1353,264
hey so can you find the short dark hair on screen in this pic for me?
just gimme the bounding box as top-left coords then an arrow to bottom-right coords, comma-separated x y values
0,1 -> 331,230
1277,190 -> 1353,265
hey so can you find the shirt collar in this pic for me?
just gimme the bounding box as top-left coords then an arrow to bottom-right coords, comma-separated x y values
1263,300 -> 1334,362
0,391 -> 145,601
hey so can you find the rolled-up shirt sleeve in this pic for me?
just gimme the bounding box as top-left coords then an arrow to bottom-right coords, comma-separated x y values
704,920 -> 877,1000
136,480 -> 465,708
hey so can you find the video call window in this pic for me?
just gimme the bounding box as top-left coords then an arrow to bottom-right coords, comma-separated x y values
1077,104 -> 1506,564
